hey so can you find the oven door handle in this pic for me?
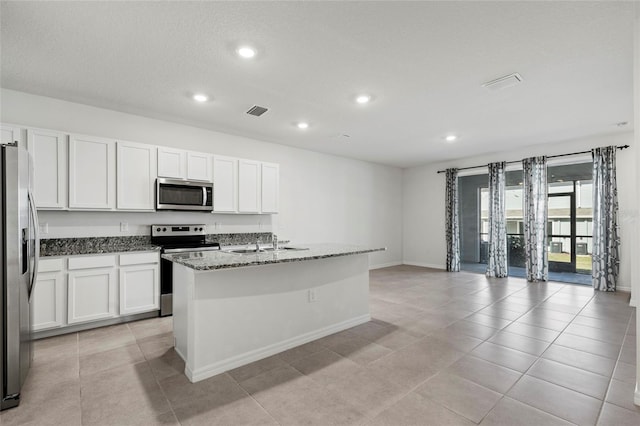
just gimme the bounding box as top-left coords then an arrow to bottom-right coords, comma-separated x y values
202,186 -> 207,206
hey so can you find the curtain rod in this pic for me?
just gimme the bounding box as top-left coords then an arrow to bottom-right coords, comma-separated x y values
436,145 -> 630,174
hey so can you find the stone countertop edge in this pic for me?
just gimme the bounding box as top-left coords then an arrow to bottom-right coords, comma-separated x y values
162,244 -> 387,271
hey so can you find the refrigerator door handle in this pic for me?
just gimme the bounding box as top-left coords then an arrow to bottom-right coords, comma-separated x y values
27,191 -> 40,299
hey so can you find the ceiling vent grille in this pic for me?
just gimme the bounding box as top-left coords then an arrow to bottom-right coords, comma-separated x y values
482,73 -> 523,91
246,105 -> 269,117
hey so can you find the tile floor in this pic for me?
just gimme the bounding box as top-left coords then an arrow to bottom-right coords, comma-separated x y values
1,265 -> 638,425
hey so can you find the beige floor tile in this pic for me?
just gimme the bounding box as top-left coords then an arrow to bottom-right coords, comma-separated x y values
367,391 -> 475,426
528,308 -> 575,322
80,342 -> 145,376
446,355 -> 522,394
470,342 -> 538,372
290,349 -> 405,417
277,340 -> 325,363
480,396 -> 573,426
612,361 -> 636,385
32,332 -> 78,362
527,358 -> 610,399
507,375 -> 602,425
371,328 -> 421,350
78,323 -> 137,356
477,306 -> 524,321
541,343 -> 616,377
415,372 -> 502,423
128,316 -> 173,340
428,330 -> 484,352
137,332 -> 175,359
316,330 -> 393,365
555,333 -> 621,359
597,402 -> 640,426
442,320 -> 499,340
516,315 -> 569,332
240,365 -> 365,425
80,362 -> 172,425
369,336 -> 464,389
1,379 -> 82,426
228,354 -> 288,382
488,331 -> 551,356
564,323 -> 626,345
464,313 -> 513,330
503,322 -> 561,342
160,372 -> 244,407
28,354 -> 79,386
172,394 -> 277,426
147,347 -> 186,379
605,379 -> 640,413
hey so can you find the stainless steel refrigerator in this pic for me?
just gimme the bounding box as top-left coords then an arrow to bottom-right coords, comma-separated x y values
1,142 -> 39,410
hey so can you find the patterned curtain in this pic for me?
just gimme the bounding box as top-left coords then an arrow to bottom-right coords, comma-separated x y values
522,156 -> 548,282
445,168 -> 460,272
592,146 -> 620,291
486,162 -> 508,277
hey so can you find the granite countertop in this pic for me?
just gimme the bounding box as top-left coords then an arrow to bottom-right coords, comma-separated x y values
161,243 -> 386,271
40,236 -> 160,257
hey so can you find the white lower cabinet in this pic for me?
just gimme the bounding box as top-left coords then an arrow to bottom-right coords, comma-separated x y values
32,258 -> 66,331
32,251 -> 161,333
119,252 -> 160,315
67,257 -> 118,324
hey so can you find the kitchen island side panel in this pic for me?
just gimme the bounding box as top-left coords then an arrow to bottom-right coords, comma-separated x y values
172,254 -> 371,382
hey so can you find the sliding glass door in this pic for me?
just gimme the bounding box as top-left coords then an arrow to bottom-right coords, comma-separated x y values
548,191 -> 576,273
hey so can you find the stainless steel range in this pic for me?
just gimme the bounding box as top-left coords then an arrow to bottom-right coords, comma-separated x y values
151,225 -> 220,316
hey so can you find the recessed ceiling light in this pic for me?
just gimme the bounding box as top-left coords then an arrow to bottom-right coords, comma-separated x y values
237,46 -> 256,59
445,135 -> 457,142
297,122 -> 309,130
193,93 -> 208,102
355,94 -> 371,104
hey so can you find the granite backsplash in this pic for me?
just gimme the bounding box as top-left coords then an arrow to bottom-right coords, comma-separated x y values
40,232 -> 276,257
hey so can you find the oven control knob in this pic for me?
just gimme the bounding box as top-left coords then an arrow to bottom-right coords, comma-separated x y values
163,227 -> 167,232
199,227 -> 203,231
156,227 -> 161,232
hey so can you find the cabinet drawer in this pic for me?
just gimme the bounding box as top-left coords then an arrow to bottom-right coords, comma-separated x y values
39,258 -> 65,272
68,255 -> 116,270
119,251 -> 159,266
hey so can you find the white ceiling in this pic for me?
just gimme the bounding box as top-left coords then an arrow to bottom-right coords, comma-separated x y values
0,1 -> 635,168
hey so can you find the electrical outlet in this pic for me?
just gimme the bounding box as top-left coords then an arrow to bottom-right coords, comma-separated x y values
308,289 -> 317,303
258,221 -> 263,230
120,222 -> 129,232
214,222 -> 221,230
39,222 -> 49,235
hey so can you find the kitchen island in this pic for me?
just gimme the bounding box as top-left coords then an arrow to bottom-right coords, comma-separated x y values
162,243 -> 384,383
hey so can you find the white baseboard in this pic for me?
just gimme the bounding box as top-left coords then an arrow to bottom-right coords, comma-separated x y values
186,314 -> 371,383
402,261 -> 446,270
635,387 -> 640,406
629,298 -> 636,307
369,261 -> 402,270
618,285 -> 632,293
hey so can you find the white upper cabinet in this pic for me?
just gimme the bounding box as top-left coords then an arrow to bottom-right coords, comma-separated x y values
238,159 -> 261,213
212,155 -> 238,213
187,151 -> 212,182
157,147 -> 186,179
116,141 -> 157,211
27,128 -> 68,209
261,162 -> 279,214
68,135 -> 116,210
1,124 -> 23,145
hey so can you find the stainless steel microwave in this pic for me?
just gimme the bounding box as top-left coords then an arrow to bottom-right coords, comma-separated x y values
156,178 -> 213,211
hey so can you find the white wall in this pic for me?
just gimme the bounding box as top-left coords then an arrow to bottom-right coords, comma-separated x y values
0,89 -> 403,268
403,131 -> 637,292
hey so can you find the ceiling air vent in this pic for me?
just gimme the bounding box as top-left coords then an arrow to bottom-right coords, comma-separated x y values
482,73 -> 523,91
246,105 -> 269,117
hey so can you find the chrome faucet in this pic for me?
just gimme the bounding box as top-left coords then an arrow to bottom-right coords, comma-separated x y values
256,238 -> 261,252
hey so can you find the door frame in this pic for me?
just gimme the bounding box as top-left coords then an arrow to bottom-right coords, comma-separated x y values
548,191 -> 576,273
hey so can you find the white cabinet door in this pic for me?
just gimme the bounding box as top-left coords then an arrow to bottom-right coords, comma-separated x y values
68,267 -> 117,324
27,128 -> 68,209
187,151 -> 212,182
117,141 -> 157,210
69,135 -> 116,210
32,271 -> 66,331
1,124 -> 23,145
119,264 -> 159,315
238,159 -> 261,213
157,147 -> 186,179
212,155 -> 238,213
261,162 -> 279,214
